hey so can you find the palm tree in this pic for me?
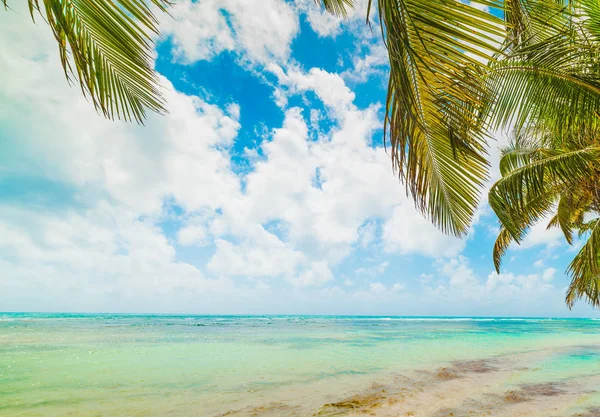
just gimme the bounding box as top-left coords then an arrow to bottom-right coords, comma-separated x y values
488,1 -> 600,307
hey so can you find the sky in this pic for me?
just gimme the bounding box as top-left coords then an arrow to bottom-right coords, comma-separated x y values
0,0 -> 598,317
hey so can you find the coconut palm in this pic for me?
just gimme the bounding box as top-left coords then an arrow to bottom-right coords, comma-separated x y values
488,0 -> 600,307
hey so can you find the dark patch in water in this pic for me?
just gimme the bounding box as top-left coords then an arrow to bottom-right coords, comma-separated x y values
433,359 -> 498,381
574,407 -> 600,417
432,407 -> 469,417
436,368 -> 460,380
453,359 -> 498,374
430,399 -> 494,417
503,382 -> 565,403
314,383 -> 399,416
216,402 -> 300,417
315,392 -> 386,416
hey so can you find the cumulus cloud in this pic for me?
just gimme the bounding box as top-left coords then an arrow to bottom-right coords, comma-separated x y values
439,256 -> 480,289
269,65 -> 357,113
292,261 -> 334,287
342,43 -> 389,83
161,0 -> 299,64
383,206 -> 467,259
0,205 -> 235,311
208,232 -> 305,278
485,269 -> 556,294
430,256 -> 557,301
518,220 -> 564,250
294,0 -> 373,38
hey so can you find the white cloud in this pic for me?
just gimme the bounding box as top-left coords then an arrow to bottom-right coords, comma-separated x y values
1,44 -> 242,216
294,0 -> 372,38
0,5 -> 474,300
383,205 -> 466,258
485,268 -> 556,293
431,257 -> 556,302
369,282 -> 387,294
159,0 -> 235,62
270,65 -> 356,113
543,267 -> 557,282
518,220 -> 564,250
355,261 -> 389,278
178,221 -> 209,247
438,256 -> 480,289
0,206 -> 233,304
161,0 -> 298,65
0,4 -> 242,306
357,221 -> 377,248
292,261 -> 334,287
194,59 -> 471,284
342,43 -> 388,83
208,230 -> 305,278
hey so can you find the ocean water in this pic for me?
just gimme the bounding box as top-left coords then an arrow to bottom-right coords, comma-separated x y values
1,314 -> 600,417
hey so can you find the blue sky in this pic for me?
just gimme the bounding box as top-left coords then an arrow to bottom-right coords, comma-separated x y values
0,0 -> 598,317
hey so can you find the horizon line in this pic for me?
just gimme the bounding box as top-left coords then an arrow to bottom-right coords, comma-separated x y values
2,312 -> 598,320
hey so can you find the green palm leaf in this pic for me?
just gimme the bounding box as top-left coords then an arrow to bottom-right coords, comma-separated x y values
566,218 -> 600,308
491,130 -> 600,307
547,196 -> 575,244
313,0 -> 355,17
490,147 -> 599,239
489,2 -> 600,134
490,172 -> 558,271
3,0 -> 170,123
549,191 -> 591,245
503,0 -> 570,49
581,0 -> 600,41
493,227 -> 514,272
367,0 -> 504,236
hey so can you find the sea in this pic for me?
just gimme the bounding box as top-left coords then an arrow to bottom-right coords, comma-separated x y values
1,313 -> 600,416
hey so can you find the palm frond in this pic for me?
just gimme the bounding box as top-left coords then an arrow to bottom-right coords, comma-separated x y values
551,191 -> 592,245
491,176 -> 565,271
313,0 -> 355,17
489,147 -> 598,239
489,11 -> 600,133
581,0 -> 600,41
503,0 -> 570,49
368,0 -> 505,236
578,218 -> 599,237
553,195 -> 576,244
566,218 -> 600,308
4,0 -> 171,123
499,147 -> 547,176
493,227 -> 514,272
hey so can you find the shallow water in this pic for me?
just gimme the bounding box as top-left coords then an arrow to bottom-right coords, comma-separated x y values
1,314 -> 599,416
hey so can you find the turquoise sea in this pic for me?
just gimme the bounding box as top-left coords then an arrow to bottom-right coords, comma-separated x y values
1,314 -> 600,417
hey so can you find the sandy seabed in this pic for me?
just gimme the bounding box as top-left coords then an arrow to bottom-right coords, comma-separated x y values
217,346 -> 600,417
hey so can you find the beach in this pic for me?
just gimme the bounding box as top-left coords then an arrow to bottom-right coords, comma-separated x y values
1,314 -> 599,417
